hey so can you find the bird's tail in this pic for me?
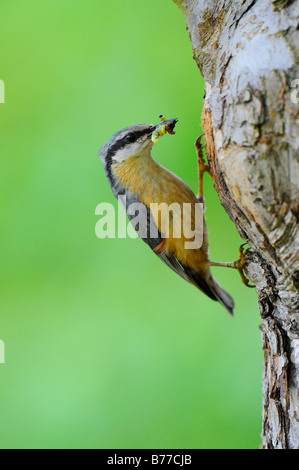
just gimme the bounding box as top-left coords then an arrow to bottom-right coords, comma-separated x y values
210,277 -> 235,316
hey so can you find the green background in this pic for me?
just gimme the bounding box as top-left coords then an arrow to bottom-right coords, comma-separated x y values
0,0 -> 262,449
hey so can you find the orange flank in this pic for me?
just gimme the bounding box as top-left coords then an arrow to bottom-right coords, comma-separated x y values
153,238 -> 166,252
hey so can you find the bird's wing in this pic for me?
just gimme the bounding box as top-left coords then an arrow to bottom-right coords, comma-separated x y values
122,191 -> 217,301
156,249 -> 217,301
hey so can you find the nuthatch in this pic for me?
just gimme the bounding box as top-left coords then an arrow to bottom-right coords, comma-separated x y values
99,116 -> 252,315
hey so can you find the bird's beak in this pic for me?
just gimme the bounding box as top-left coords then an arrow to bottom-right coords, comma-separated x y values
154,118 -> 178,135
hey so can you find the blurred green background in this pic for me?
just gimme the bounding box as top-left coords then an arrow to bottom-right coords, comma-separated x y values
0,0 -> 262,449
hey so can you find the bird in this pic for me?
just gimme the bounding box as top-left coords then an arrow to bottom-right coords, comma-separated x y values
99,116 -> 251,315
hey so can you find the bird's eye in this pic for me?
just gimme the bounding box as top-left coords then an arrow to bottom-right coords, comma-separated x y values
125,133 -> 137,144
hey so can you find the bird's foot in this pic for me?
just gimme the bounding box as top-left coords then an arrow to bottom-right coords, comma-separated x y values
207,243 -> 255,287
232,243 -> 255,288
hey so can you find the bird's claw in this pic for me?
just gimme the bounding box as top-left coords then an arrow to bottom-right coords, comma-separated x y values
233,243 -> 255,288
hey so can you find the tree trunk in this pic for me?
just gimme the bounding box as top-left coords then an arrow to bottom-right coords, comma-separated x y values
173,0 -> 299,449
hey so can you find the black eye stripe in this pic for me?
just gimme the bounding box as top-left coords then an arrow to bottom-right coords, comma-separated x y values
107,128 -> 152,160
125,133 -> 137,143
104,127 -> 153,186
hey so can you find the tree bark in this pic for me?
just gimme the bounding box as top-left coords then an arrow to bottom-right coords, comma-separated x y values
173,0 -> 299,449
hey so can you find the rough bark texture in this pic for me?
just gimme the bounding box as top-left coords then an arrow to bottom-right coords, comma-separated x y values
173,0 -> 299,449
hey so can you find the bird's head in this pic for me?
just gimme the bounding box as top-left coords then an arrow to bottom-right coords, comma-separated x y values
98,118 -> 178,165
